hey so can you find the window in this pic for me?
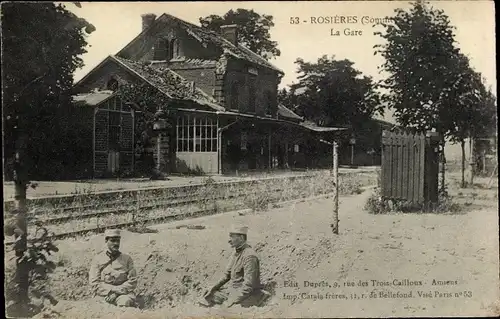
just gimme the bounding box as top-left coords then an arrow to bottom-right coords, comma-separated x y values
108,112 -> 121,151
241,132 -> 247,150
176,115 -> 218,152
229,82 -> 240,111
264,91 -> 273,115
106,78 -> 118,91
154,38 -> 169,60
103,96 -> 123,111
171,38 -> 181,59
248,83 -> 256,113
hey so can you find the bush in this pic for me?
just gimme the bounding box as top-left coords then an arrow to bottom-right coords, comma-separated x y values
243,182 -> 272,212
364,188 -> 389,214
365,188 -> 463,214
5,225 -> 59,317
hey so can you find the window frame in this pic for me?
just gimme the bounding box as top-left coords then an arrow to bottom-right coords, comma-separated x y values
229,82 -> 240,111
170,38 -> 180,59
154,38 -> 169,60
176,114 -> 218,153
264,91 -> 274,116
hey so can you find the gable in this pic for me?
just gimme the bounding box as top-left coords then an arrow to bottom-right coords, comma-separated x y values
73,55 -> 224,112
73,57 -> 141,94
117,15 -> 221,62
116,13 -> 283,74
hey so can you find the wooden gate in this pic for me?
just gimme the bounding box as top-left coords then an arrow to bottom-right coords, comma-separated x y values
381,131 -> 440,204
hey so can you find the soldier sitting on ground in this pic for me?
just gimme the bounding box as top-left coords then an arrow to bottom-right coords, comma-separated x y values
199,225 -> 271,308
88,229 -> 137,307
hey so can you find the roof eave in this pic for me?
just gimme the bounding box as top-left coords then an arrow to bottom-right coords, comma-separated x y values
73,55 -> 115,89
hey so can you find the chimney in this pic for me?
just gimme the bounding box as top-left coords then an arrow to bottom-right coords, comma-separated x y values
141,13 -> 157,31
220,24 -> 238,46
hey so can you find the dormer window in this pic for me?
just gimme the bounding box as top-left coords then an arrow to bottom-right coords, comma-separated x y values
154,38 -> 169,60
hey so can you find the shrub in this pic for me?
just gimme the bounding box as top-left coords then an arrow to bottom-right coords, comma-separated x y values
364,188 -> 389,214
5,226 -> 59,317
365,188 -> 463,214
243,181 -> 272,212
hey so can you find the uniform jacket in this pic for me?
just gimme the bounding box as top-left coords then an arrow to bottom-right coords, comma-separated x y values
88,250 -> 137,297
223,243 -> 261,304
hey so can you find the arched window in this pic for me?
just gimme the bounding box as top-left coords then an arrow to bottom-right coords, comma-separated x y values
170,38 -> 181,59
229,82 -> 240,111
153,38 -> 169,60
106,78 -> 118,91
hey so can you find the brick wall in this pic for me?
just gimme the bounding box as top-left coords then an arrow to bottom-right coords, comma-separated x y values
120,112 -> 134,173
94,109 -> 109,175
169,66 -> 216,98
223,59 -> 280,116
94,105 -> 135,177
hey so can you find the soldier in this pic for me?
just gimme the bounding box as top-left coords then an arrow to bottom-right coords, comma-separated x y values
200,225 -> 270,308
88,229 -> 137,307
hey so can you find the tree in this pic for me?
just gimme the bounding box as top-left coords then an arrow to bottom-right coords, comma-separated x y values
444,53 -> 496,187
283,55 -> 382,130
200,8 -> 280,60
2,2 -> 94,315
374,0 -> 467,192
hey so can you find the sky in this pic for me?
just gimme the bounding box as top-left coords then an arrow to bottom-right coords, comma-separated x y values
67,1 -> 496,122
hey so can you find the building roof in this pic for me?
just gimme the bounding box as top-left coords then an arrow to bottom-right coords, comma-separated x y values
278,104 -> 303,121
72,90 -> 115,106
111,55 -> 225,111
117,13 -> 283,74
372,117 -> 398,128
300,121 -> 348,132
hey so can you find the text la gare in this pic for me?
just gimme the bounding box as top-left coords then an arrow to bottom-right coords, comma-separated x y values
331,28 -> 363,36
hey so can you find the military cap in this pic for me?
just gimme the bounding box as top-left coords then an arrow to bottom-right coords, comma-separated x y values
229,225 -> 248,235
104,229 -> 121,238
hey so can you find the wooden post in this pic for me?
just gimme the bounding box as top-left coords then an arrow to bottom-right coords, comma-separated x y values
156,132 -> 162,171
217,117 -> 222,175
331,141 -> 339,235
350,144 -> 354,166
285,140 -> 289,169
439,137 -> 446,194
268,128 -> 272,170
487,163 -> 498,188
469,137 -> 475,186
482,150 -> 487,175
331,143 -> 334,175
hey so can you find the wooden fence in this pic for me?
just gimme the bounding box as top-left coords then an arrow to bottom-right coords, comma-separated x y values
381,131 -> 440,204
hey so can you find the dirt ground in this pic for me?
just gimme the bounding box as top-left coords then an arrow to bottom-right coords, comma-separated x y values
24,178 -> 499,318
